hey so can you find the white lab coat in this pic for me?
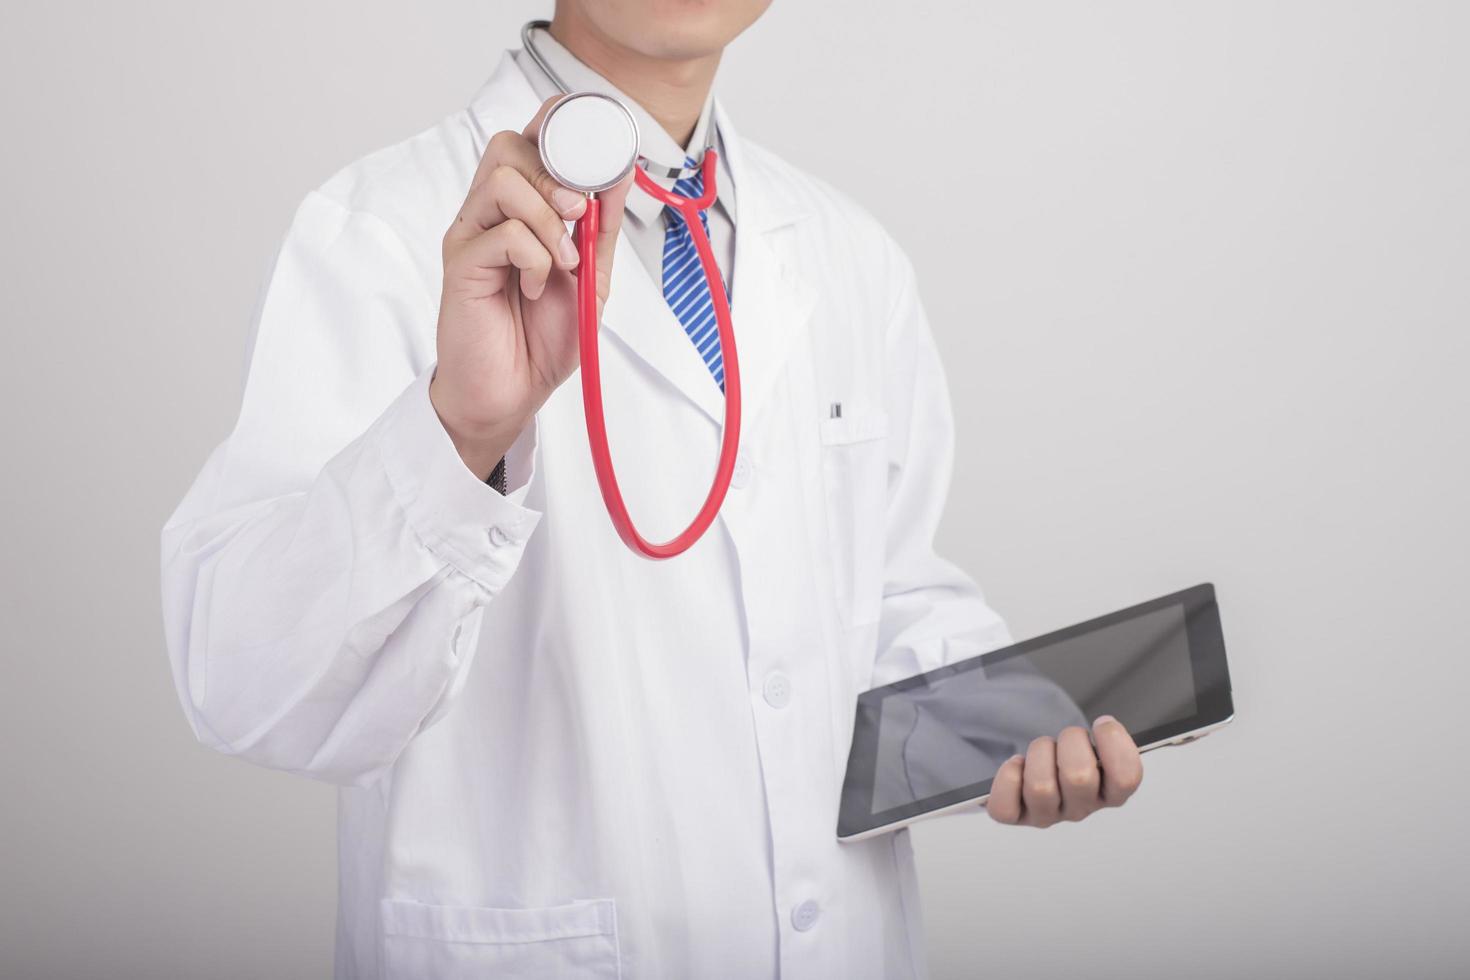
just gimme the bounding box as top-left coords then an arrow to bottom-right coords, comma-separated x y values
161,51 -> 1013,980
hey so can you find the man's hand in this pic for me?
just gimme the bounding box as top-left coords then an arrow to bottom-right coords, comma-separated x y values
429,96 -> 634,481
984,716 -> 1144,827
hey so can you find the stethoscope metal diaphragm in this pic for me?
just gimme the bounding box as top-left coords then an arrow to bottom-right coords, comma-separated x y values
538,92 -> 640,194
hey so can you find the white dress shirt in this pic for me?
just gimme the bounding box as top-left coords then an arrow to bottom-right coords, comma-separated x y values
161,47 -> 1012,980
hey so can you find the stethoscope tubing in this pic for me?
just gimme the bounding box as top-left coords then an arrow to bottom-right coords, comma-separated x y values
574,150 -> 742,559
522,19 -> 740,559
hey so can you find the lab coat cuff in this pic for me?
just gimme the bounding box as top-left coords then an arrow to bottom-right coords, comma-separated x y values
378,363 -> 541,593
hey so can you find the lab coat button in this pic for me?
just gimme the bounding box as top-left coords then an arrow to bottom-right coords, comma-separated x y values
487,525 -> 512,548
791,899 -> 820,932
762,672 -> 792,708
731,453 -> 752,489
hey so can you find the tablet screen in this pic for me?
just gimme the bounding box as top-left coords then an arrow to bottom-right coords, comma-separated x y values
839,584 -> 1232,838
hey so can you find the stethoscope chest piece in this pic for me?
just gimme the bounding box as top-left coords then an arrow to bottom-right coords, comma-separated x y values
539,93 -> 640,194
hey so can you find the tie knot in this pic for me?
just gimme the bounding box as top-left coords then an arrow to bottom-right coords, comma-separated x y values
665,156 -> 710,226
672,154 -> 706,195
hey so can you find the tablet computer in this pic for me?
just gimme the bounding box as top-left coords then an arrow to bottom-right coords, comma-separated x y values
837,583 -> 1233,841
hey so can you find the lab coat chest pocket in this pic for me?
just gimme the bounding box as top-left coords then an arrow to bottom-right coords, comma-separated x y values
819,412 -> 890,628
380,897 -> 620,979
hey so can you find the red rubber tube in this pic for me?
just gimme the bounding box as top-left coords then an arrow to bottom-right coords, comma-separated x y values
575,150 -> 741,560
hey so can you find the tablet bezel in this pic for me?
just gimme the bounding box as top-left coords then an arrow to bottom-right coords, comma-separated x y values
837,583 -> 1233,841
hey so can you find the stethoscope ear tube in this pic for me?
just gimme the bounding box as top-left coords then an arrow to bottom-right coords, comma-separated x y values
574,151 -> 742,559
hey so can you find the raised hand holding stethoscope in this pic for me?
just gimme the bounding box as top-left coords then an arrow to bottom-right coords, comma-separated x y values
434,22 -> 742,560
428,98 -> 635,507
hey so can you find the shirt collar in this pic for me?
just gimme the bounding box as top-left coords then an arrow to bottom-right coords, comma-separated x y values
513,28 -> 735,229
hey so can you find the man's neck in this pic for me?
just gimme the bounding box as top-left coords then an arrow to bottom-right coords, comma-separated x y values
547,14 -> 720,148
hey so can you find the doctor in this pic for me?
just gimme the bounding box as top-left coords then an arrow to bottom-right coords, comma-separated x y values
162,2 -> 1144,977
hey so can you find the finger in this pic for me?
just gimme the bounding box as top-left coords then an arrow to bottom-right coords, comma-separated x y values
985,755 -> 1026,825
476,127 -> 586,222
446,218 -> 554,301
1021,736 -> 1061,828
466,115 -> 586,224
524,95 -> 632,300
1093,715 -> 1144,807
520,97 -> 590,217
466,97 -> 554,190
1056,726 -> 1102,820
450,164 -> 580,271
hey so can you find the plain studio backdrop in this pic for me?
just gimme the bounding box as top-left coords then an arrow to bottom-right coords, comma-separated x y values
2,1 -> 1466,977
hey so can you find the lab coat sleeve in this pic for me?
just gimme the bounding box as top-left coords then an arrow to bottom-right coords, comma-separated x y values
160,190 -> 539,787
870,244 -> 1014,689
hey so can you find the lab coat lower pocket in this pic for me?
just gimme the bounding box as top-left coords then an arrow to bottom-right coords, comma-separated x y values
380,897 -> 620,980
819,413 -> 889,628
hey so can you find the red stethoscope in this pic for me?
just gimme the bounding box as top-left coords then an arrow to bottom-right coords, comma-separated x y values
529,30 -> 740,561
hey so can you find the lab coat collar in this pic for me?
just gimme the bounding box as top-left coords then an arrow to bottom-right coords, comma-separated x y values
469,52 -> 815,429
710,98 -> 808,235
617,94 -> 731,231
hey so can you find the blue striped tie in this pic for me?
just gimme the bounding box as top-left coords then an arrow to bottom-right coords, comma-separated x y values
661,157 -> 729,390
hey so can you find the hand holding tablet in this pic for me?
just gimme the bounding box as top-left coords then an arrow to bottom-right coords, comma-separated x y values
838,584 -> 1233,840
981,714 -> 1144,828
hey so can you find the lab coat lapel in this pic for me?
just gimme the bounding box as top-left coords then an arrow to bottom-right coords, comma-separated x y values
717,100 -> 818,429
599,239 -> 730,424
585,97 -> 821,431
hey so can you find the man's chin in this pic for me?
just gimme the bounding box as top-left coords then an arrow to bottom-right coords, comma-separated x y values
570,0 -> 773,62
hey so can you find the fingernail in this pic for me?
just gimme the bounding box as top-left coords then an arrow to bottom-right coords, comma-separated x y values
1008,754 -> 1024,765
1093,715 -> 1116,728
558,233 -> 579,267
552,188 -> 584,216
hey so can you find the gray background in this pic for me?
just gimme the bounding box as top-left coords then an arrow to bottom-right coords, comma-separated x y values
2,1 -> 1466,977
